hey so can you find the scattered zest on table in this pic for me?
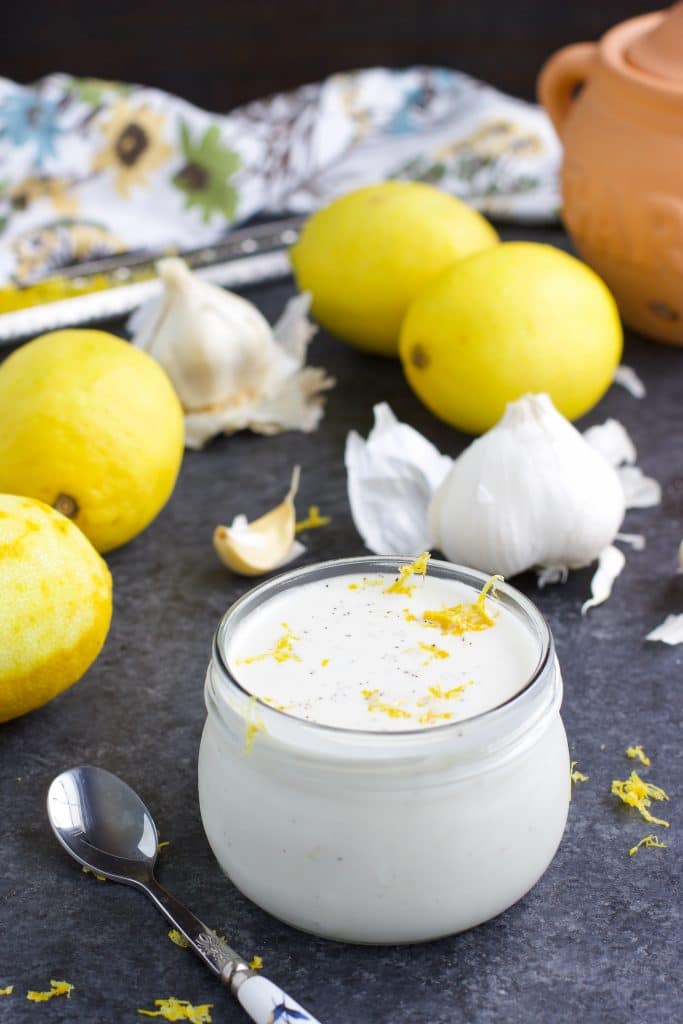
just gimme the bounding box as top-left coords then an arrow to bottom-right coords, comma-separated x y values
570,761 -> 589,785
138,996 -> 213,1022
628,834 -> 667,857
295,506 -> 331,534
248,955 -> 263,970
0,986 -> 13,996
611,771 -> 670,827
626,744 -> 650,767
26,980 -> 74,1002
82,865 -> 107,881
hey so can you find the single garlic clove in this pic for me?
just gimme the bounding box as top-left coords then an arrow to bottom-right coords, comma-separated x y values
213,467 -> 302,576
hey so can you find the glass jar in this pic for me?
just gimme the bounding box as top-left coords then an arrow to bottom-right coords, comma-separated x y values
198,557 -> 570,944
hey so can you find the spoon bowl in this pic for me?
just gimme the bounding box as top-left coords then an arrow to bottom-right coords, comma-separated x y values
47,764 -> 322,1024
47,765 -> 158,883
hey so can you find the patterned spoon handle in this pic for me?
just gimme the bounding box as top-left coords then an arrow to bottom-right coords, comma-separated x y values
236,974 -> 322,1024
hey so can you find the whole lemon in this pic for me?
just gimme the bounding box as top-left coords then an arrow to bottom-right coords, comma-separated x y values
0,494 -> 112,723
0,329 -> 184,552
399,242 -> 623,434
289,182 -> 498,356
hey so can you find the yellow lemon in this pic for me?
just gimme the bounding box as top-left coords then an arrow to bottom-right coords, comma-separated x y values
289,182 -> 498,356
399,242 -> 623,434
0,329 -> 184,552
0,494 -> 112,723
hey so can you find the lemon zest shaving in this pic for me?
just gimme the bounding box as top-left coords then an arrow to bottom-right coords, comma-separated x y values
384,552 -> 430,596
138,997 -> 213,1022
248,956 -> 263,970
168,929 -> 190,949
0,986 -> 13,995
611,770 -> 670,827
0,270 -> 155,312
628,834 -> 667,857
418,683 -> 471,705
320,658 -> 330,667
570,761 -> 589,784
361,688 -> 411,719
245,720 -> 266,753
26,980 -> 73,1002
240,623 -> 301,665
82,865 -> 107,881
295,506 -> 331,534
418,710 -> 454,725
423,574 -> 503,635
158,841 -> 170,852
262,697 -> 293,712
402,608 -> 418,623
348,577 -> 383,591
417,642 -> 450,664
626,744 -> 651,767
367,701 -> 412,720
244,695 -> 266,753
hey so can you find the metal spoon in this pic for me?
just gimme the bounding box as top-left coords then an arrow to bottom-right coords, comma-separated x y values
47,765 -> 322,1024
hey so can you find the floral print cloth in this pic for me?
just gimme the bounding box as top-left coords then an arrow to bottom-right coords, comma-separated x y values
0,69 -> 560,286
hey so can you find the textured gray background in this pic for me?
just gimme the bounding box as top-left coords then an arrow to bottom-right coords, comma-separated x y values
1,226 -> 681,1023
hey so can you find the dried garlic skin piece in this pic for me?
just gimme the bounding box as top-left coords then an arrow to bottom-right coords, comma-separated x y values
429,393 -> 625,577
213,468 -> 301,577
646,614 -> 683,646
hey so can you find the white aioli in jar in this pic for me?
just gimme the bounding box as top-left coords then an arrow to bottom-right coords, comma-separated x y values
228,572 -> 538,729
199,558 -> 570,944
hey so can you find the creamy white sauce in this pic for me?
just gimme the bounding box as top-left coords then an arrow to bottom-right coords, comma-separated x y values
225,571 -> 539,730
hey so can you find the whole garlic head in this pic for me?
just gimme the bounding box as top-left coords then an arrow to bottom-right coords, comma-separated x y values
130,259 -> 334,448
133,258 -> 274,412
429,393 -> 625,576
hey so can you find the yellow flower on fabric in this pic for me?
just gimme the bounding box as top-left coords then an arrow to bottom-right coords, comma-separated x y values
92,101 -> 173,197
9,176 -> 78,215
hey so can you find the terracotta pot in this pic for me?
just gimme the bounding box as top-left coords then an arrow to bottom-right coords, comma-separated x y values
538,4 -> 683,346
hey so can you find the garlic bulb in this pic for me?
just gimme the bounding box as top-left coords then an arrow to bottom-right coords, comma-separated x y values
132,258 -> 273,410
213,467 -> 304,576
429,393 -> 625,577
130,259 -> 334,448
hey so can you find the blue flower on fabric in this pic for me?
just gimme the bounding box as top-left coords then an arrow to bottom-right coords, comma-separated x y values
0,93 -> 63,165
387,68 -> 466,135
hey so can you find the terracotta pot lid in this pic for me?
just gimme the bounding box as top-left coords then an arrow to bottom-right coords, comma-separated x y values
626,3 -> 683,83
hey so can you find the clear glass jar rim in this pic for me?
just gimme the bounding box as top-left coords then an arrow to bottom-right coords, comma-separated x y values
210,555 -> 555,745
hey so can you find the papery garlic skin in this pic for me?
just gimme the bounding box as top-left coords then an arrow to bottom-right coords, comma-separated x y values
429,393 -> 625,577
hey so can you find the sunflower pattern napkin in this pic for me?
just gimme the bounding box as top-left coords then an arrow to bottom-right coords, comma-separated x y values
0,69 -> 560,286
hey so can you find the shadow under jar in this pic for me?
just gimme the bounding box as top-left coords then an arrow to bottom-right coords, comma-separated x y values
198,557 -> 570,944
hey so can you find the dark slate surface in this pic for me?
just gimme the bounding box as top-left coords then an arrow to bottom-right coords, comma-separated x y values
1,227 -> 681,1024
